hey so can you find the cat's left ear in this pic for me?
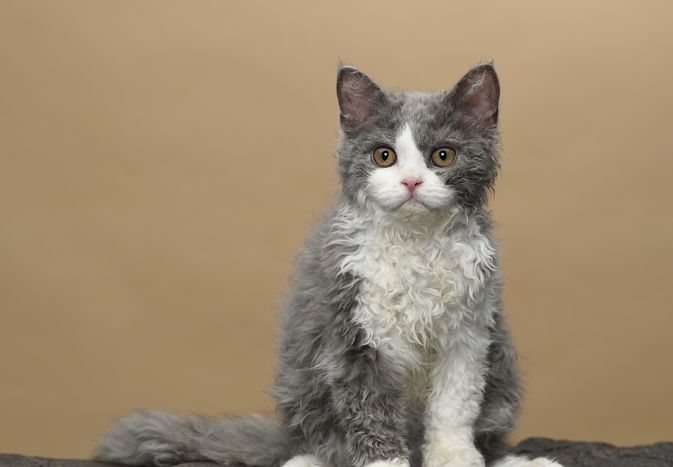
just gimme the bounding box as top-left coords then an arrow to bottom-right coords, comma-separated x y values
446,63 -> 500,128
337,66 -> 388,131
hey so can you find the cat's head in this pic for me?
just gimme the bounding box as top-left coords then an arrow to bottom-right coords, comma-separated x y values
336,64 -> 500,220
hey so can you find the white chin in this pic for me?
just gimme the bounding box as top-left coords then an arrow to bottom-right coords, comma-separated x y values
394,199 -> 431,215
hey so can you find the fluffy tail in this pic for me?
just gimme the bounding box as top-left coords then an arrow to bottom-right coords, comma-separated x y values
95,410 -> 289,466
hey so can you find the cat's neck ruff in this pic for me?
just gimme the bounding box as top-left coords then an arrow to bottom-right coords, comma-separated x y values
341,192 -> 468,238
331,199 -> 496,374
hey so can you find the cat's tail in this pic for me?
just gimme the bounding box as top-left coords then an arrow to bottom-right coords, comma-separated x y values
94,410 -> 289,466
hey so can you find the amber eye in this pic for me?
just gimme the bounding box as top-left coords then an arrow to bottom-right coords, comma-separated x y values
430,147 -> 456,167
372,147 -> 397,167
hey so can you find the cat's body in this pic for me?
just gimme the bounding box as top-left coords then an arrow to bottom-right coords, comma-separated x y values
275,201 -> 512,467
96,65 -> 562,467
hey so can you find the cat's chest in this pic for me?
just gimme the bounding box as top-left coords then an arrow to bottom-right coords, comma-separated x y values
344,223 -> 492,369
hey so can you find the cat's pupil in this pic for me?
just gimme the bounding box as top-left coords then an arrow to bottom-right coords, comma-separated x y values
439,151 -> 447,160
382,151 -> 389,160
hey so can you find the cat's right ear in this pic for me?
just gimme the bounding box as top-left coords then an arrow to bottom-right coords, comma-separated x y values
337,66 -> 387,131
445,63 -> 500,129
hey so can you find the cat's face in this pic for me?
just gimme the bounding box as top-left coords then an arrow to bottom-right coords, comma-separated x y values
336,64 -> 500,219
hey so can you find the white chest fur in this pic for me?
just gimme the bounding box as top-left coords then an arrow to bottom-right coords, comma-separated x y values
337,211 -> 496,376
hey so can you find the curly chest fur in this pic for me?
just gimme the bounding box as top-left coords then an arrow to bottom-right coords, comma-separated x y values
341,216 -> 496,374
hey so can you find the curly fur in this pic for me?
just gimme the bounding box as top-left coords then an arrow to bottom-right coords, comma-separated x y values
95,64 -> 562,467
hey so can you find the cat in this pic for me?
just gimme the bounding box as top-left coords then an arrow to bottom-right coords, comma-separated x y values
95,63 -> 563,467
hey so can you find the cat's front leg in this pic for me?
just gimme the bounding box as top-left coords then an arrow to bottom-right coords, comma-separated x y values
328,343 -> 410,467
424,325 -> 491,467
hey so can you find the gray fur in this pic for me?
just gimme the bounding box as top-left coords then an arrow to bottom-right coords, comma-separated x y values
96,411 -> 287,466
95,64 -> 523,467
336,64 -> 500,213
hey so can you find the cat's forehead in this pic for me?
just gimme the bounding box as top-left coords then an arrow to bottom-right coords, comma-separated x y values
385,90 -> 458,147
391,91 -> 439,118
341,90 -> 462,153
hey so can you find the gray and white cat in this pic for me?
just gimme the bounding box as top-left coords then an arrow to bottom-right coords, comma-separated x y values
95,64 -> 562,467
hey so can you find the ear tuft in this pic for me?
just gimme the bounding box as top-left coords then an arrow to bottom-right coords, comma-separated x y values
336,66 -> 387,130
448,63 -> 500,128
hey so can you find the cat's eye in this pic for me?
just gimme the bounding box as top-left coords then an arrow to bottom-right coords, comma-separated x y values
372,147 -> 397,167
430,147 -> 456,167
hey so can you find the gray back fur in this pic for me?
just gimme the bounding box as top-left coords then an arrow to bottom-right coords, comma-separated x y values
95,63 -> 523,467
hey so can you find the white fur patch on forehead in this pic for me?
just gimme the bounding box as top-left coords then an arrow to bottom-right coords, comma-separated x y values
394,124 -> 425,170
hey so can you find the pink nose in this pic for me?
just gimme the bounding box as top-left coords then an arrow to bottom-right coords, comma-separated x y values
401,177 -> 423,193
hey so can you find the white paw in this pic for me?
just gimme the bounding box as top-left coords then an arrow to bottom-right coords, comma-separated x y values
491,455 -> 564,467
281,454 -> 326,467
364,459 -> 410,467
424,443 -> 485,467
524,457 -> 564,467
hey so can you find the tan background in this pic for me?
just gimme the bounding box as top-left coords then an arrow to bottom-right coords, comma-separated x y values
1,0 -> 672,459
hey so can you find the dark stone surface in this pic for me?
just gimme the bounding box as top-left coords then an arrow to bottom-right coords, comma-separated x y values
1,438 -> 672,466
512,438 -> 673,467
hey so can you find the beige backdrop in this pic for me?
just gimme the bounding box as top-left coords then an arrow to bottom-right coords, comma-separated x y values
1,0 -> 672,459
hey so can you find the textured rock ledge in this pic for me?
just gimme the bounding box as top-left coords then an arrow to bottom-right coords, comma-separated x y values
1,438 -> 672,467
